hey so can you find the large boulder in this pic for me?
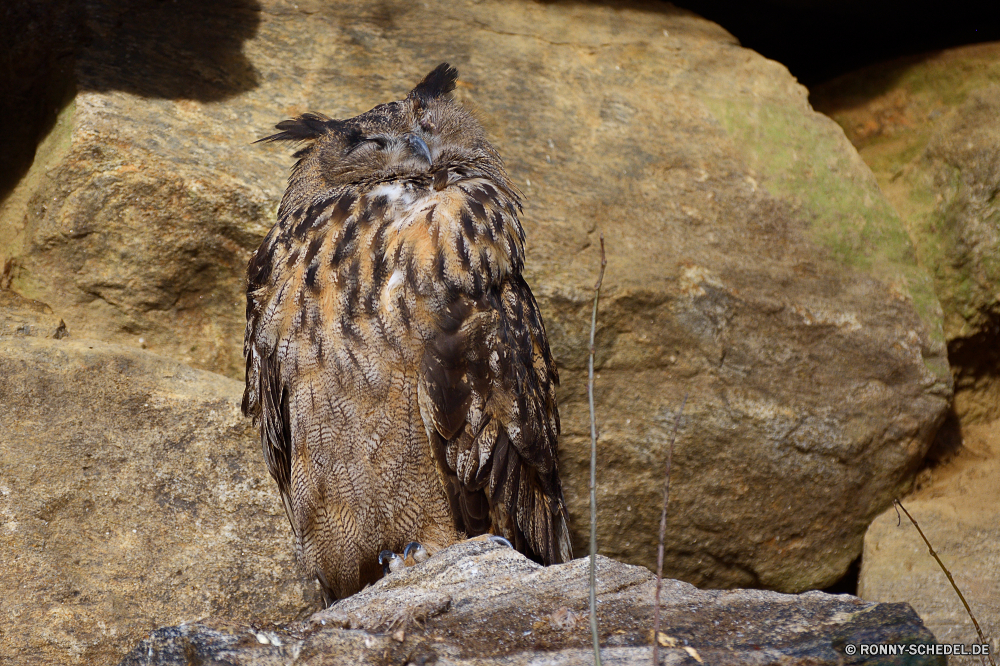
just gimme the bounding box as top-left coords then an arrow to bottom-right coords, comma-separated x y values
0,292 -> 316,666
812,42 -> 1000,423
812,43 -> 1000,663
119,539 -> 944,666
0,0 -> 950,593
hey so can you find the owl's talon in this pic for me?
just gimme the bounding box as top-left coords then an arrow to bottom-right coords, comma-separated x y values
488,535 -> 513,549
466,533 -> 513,549
403,541 -> 429,564
379,549 -> 405,575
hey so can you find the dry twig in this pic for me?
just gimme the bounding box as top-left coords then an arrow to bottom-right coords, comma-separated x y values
652,395 -> 687,666
588,235 -> 607,666
894,499 -> 995,666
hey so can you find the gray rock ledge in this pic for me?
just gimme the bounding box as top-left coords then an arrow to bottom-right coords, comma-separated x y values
120,540 -> 943,666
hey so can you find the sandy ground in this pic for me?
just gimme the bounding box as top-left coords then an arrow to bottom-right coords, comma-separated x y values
859,418 -> 999,664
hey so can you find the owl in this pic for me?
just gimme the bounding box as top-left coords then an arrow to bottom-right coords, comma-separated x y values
243,64 -> 573,604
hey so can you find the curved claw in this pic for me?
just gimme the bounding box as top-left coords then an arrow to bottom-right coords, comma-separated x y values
379,549 -> 404,575
487,535 -> 513,549
403,542 -> 429,564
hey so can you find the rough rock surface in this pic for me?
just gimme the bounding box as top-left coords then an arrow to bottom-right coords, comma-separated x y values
815,44 -> 1000,664
0,292 -> 316,666
0,288 -> 67,339
0,0 -> 951,592
812,42 -> 1000,423
859,418 -> 1000,664
120,539 -> 944,666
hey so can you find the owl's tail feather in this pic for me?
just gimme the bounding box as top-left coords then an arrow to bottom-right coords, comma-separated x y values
489,465 -> 572,567
531,484 -> 573,565
553,505 -> 573,564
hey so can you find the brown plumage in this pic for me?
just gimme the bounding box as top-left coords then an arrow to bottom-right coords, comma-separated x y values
243,64 -> 572,604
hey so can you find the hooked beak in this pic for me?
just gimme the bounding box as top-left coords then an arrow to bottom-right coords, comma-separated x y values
406,133 -> 433,166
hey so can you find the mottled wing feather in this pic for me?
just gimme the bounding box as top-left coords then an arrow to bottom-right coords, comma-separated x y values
243,233 -> 296,531
419,274 -> 572,564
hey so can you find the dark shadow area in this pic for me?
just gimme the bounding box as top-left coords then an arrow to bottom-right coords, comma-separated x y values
0,1 -> 80,204
821,555 -> 860,596
667,0 -> 1000,88
77,0 -> 261,100
918,312 -> 1000,481
0,0 -> 261,204
948,311 -> 1000,395
943,309 -> 1000,430
924,409 -> 964,468
808,50 -> 933,116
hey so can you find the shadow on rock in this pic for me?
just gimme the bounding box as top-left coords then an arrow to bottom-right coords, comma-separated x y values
77,0 -> 261,101
0,0 -> 261,202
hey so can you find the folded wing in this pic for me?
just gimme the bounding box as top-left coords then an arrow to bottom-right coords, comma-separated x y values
418,274 -> 573,565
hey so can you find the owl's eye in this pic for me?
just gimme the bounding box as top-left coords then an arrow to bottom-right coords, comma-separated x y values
346,136 -> 389,155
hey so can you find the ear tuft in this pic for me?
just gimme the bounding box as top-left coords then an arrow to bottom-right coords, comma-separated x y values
410,63 -> 459,103
256,113 -> 339,144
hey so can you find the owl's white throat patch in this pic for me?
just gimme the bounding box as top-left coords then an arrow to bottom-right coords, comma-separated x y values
367,182 -> 416,207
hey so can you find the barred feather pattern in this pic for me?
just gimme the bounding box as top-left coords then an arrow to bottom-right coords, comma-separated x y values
244,65 -> 571,603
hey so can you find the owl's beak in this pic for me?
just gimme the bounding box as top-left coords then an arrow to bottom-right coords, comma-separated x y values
406,133 -> 433,166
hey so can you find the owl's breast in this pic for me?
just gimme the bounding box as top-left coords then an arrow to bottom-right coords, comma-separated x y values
253,177 -> 525,383
372,177 -> 526,301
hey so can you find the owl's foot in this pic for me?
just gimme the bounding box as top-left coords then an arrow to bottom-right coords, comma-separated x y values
380,536 -> 510,577
379,541 -> 431,576
466,533 -> 513,549
379,549 -> 405,575
404,541 -> 430,565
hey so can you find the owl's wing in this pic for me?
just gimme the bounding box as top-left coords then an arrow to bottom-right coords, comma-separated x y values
418,274 -> 573,565
242,232 -> 296,531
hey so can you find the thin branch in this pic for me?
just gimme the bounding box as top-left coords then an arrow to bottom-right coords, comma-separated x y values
588,234 -> 607,666
894,499 -> 994,666
652,394 -> 687,666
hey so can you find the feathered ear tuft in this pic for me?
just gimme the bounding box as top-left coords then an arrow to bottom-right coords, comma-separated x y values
410,63 -> 459,104
255,112 -> 339,144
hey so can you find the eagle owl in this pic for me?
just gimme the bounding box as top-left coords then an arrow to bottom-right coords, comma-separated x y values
243,64 -> 572,603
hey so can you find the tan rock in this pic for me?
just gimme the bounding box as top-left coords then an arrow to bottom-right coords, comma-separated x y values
812,42 -> 1000,422
815,41 -> 1000,665
0,289 -> 67,339
0,0 -> 950,593
120,539 -> 946,666
0,294 -> 316,666
859,419 -> 1000,664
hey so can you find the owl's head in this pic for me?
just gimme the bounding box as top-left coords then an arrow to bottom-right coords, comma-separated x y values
261,64 -> 510,193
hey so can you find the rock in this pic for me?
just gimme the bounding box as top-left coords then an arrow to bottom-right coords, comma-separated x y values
0,0 -> 79,202
119,539 -> 944,666
814,44 -> 1000,664
0,294 -> 317,666
0,0 -> 950,592
858,418 -> 1000,663
0,289 -> 67,339
812,42 -> 1000,423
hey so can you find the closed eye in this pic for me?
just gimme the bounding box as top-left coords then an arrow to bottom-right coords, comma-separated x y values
346,135 -> 389,155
